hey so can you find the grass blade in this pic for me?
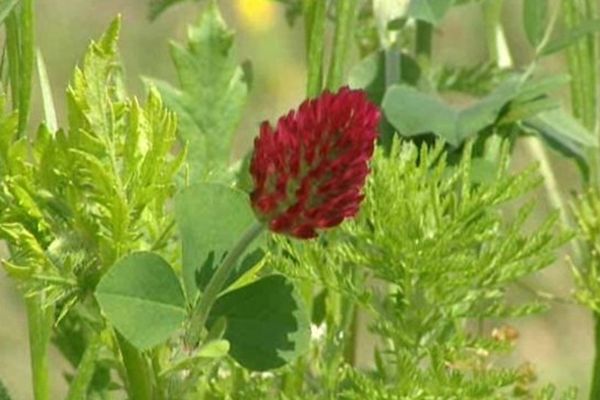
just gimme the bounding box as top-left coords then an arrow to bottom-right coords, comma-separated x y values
35,48 -> 57,132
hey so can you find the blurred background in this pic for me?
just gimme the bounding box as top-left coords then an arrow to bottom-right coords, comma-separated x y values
0,0 -> 591,398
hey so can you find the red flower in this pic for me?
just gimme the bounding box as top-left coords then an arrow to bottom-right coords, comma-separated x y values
249,87 -> 380,239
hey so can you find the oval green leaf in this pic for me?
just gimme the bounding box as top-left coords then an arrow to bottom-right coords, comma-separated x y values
95,252 -> 186,351
175,182 -> 263,299
207,275 -> 310,371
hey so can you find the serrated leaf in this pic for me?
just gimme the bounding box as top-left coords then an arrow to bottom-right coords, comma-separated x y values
147,2 -> 248,181
407,0 -> 453,25
95,252 -> 186,350
175,183 -> 262,298
523,0 -> 548,47
207,274 -> 310,371
67,16 -> 124,141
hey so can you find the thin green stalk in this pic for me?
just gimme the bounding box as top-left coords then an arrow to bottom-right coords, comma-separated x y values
563,1 -> 585,123
305,0 -> 326,98
302,0 -> 317,56
17,0 -> 34,137
117,333 -> 154,400
524,137 -> 583,261
326,0 -> 358,91
484,0 -> 581,260
414,20 -> 433,60
342,288 -> 359,365
591,314 -> 600,400
560,3 -> 600,399
483,0 -> 514,68
186,222 -> 264,347
25,295 -> 53,400
5,11 -> 20,111
66,332 -> 103,400
4,0 -> 35,138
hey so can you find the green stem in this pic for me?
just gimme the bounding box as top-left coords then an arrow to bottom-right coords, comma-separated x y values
591,314 -> 600,400
4,0 -> 34,138
326,0 -> 358,91
302,0 -> 316,56
524,137 -> 583,261
342,298 -> 358,365
17,0 -> 34,137
5,10 -> 20,112
117,333 -> 154,400
186,222 -> 264,347
414,20 -> 433,60
482,0 -> 504,64
66,332 -> 103,400
305,0 -> 326,97
25,295 -> 53,400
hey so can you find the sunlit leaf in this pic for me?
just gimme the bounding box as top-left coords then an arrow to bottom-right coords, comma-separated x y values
96,252 -> 186,350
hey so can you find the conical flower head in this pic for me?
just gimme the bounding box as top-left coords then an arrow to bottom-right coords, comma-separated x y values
250,87 -> 380,239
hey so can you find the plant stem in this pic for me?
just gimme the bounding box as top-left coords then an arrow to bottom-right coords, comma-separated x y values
305,0 -> 326,98
483,0 -> 512,68
5,11 -> 20,112
186,222 -> 264,347
591,313 -> 600,400
66,332 -> 103,400
25,295 -> 53,400
326,0 -> 358,91
17,0 -> 34,137
524,137 -> 583,261
117,333 -> 154,400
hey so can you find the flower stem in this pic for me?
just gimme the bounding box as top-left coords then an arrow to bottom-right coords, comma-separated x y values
186,222 -> 264,347
66,332 -> 103,400
117,333 -> 154,400
304,0 -> 326,98
326,0 -> 358,91
25,295 -> 53,400
591,313 -> 600,399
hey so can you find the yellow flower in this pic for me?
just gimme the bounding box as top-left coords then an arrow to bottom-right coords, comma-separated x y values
235,0 -> 276,32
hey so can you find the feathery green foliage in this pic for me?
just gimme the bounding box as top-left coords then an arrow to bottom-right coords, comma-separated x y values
147,1 -> 248,182
197,140 -> 570,399
0,19 -> 184,398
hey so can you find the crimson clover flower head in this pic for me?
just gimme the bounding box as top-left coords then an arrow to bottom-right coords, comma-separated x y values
249,86 -> 380,239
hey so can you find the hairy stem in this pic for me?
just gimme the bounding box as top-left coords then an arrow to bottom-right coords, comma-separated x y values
327,0 -> 358,91
305,0 -> 326,98
25,295 -> 53,400
66,332 -> 103,400
117,333 -> 154,400
186,222 -> 264,347
591,313 -> 600,400
17,0 -> 34,136
5,11 -> 19,112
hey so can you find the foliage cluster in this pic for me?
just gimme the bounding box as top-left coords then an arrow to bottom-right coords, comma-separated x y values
0,0 -> 599,399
